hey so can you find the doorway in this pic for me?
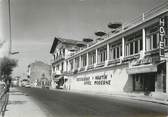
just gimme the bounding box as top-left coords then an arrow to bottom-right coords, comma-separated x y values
133,73 -> 156,92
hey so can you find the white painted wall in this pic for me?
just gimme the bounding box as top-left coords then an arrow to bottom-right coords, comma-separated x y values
66,64 -> 132,93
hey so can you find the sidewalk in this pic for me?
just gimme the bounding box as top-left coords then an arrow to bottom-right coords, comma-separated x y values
2,88 -> 46,117
51,88 -> 168,106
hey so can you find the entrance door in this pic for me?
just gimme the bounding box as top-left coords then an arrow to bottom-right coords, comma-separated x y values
133,73 -> 156,92
143,73 -> 155,91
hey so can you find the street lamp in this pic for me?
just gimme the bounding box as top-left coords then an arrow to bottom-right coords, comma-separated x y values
8,0 -> 19,55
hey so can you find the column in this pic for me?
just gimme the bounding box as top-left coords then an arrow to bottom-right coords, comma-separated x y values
105,43 -> 109,66
73,58 -> 75,71
106,43 -> 109,60
166,60 -> 168,93
95,49 -> 98,66
64,61 -> 66,72
122,37 -> 125,58
79,55 -> 81,69
86,53 -> 89,66
142,28 -> 146,53
86,53 -> 89,70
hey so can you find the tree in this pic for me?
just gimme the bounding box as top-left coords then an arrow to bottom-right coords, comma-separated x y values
0,57 -> 17,82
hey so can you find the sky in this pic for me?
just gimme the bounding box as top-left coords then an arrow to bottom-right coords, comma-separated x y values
0,0 -> 167,77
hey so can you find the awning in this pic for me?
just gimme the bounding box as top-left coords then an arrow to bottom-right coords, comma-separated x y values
53,75 -> 63,82
127,64 -> 157,74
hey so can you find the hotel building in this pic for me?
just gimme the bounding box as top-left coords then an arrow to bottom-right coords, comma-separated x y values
50,3 -> 168,94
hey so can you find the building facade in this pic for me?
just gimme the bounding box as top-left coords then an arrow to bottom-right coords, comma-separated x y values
27,61 -> 51,87
50,5 -> 168,94
50,38 -> 86,88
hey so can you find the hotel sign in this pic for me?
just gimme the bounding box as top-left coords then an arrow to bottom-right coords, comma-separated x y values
159,16 -> 167,57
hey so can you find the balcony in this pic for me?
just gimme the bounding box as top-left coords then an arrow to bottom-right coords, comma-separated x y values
108,59 -> 120,66
87,64 -> 94,70
52,70 -> 61,75
79,67 -> 86,72
96,62 -> 105,68
52,55 -> 65,63
123,54 -> 140,62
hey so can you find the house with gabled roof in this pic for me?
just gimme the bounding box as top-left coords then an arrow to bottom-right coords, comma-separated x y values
50,37 -> 86,88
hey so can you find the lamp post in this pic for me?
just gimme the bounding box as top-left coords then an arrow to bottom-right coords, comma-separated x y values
8,0 -> 19,55
8,0 -> 11,54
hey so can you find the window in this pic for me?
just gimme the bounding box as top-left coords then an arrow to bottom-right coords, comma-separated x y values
130,42 -> 133,55
61,62 -> 64,72
98,46 -> 107,63
109,40 -> 122,60
81,54 -> 87,67
53,54 -> 56,60
56,64 -> 59,71
146,23 -> 159,51
69,60 -> 73,70
63,48 -> 65,56
66,61 -> 68,71
88,51 -> 96,65
75,57 -> 79,69
135,40 -> 138,53
53,66 -> 55,72
125,30 -> 142,56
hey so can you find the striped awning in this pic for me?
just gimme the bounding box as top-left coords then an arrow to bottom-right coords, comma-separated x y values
126,64 -> 157,74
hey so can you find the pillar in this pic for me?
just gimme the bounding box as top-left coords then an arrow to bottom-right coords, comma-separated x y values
166,60 -> 168,93
142,28 -> 146,53
122,37 -> 125,58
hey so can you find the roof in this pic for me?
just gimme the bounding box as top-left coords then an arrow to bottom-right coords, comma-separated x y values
50,37 -> 85,53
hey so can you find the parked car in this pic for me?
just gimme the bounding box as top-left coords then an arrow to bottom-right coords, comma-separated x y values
21,79 -> 31,88
24,83 -> 31,88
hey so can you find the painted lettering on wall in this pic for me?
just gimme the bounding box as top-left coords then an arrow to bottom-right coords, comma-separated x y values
76,74 -> 111,85
94,75 -> 111,85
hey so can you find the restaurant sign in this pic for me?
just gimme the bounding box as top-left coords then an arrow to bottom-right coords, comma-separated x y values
76,74 -> 111,85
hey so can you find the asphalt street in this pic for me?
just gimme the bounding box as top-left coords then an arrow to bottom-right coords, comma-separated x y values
18,87 -> 168,117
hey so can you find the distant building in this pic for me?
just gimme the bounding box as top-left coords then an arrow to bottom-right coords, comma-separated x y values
27,61 -> 51,87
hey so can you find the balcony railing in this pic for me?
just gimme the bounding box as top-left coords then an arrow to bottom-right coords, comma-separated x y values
108,59 -> 120,66
96,62 -> 105,68
87,64 -> 94,70
52,55 -> 65,63
52,70 -> 61,75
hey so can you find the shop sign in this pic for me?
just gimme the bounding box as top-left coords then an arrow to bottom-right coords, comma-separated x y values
76,74 -> 111,85
159,16 -> 166,57
131,57 -> 152,66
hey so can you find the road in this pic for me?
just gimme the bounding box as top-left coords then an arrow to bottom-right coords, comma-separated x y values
18,87 -> 168,117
